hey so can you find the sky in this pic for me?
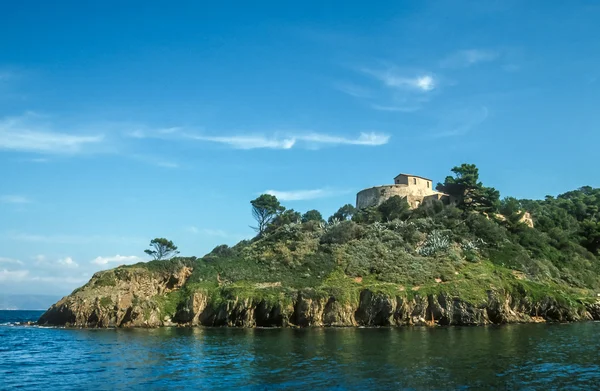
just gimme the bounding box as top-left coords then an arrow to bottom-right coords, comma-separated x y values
1,0 -> 599,296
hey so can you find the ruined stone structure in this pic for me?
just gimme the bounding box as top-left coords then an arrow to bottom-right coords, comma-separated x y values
356,173 -> 448,209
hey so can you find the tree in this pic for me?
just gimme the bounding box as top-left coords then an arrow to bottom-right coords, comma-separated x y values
378,195 -> 410,222
499,197 -> 526,230
251,194 -> 285,234
328,204 -> 356,223
580,219 -> 600,254
302,209 -> 324,223
437,163 -> 500,213
144,238 -> 179,260
268,209 -> 301,231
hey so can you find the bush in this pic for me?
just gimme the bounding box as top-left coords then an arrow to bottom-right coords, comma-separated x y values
320,221 -> 365,245
418,230 -> 451,256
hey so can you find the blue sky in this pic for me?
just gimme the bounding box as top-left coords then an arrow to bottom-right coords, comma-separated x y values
1,0 -> 599,295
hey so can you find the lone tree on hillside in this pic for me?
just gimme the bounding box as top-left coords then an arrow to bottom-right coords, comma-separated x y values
144,238 -> 180,260
437,163 -> 500,214
251,194 -> 285,234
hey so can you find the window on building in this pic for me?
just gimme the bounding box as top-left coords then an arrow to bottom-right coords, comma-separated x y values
413,178 -> 417,185
427,181 -> 430,188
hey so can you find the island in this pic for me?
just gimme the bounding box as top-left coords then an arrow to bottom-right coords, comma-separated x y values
38,164 -> 600,328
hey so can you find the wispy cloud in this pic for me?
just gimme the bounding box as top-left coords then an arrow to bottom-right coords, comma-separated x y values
131,154 -> 179,168
91,254 -> 143,266
334,82 -> 373,98
371,104 -> 421,113
440,49 -> 499,68
57,257 -> 78,268
0,269 -> 29,281
0,114 -> 104,154
7,232 -> 146,245
189,134 -> 297,149
127,125 -> 389,150
0,195 -> 31,204
185,132 -> 389,150
426,106 -> 489,139
361,68 -> 437,92
0,257 -> 24,265
265,188 -> 350,201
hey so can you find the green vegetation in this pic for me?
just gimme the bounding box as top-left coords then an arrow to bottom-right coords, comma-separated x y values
251,194 -> 285,234
144,238 -> 180,261
131,164 -> 600,316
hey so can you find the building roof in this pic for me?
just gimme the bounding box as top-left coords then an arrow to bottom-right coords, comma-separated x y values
394,173 -> 433,181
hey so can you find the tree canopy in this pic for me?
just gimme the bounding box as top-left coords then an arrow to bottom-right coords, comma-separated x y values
251,194 -> 285,234
329,204 -> 356,223
144,238 -> 179,260
438,163 -> 500,214
302,209 -> 324,223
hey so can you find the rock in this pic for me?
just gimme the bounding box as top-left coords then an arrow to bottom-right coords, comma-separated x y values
38,259 -> 600,329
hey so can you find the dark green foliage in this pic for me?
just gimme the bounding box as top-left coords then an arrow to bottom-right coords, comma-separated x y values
320,221 -> 365,245
206,244 -> 235,259
377,195 -> 410,222
352,206 -> 382,224
144,238 -> 180,261
438,163 -> 500,213
328,204 -> 356,223
251,194 -> 285,234
302,209 -> 324,223
580,220 -> 600,254
267,209 -> 301,232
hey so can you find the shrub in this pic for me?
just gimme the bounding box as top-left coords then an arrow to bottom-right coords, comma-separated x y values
418,230 -> 451,256
320,221 -> 365,245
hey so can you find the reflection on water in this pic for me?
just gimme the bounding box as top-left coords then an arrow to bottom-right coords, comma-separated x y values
1,313 -> 599,390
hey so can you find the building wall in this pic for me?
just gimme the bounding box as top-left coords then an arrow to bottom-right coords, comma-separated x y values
356,184 -> 447,209
394,175 -> 434,192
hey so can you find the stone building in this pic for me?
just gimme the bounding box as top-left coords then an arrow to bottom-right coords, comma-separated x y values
356,173 -> 449,209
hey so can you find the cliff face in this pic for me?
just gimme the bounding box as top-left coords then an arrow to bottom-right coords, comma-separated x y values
38,263 -> 193,327
38,262 -> 600,328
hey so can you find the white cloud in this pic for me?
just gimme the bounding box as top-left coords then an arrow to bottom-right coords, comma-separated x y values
298,132 -> 389,146
0,257 -> 24,265
0,114 -> 104,154
0,195 -> 31,204
441,49 -> 499,68
188,134 -> 297,150
57,257 -> 78,268
29,275 -> 88,284
265,188 -> 349,201
361,68 -> 437,92
0,269 -> 29,281
8,232 -> 146,245
186,132 -> 389,149
91,254 -> 143,266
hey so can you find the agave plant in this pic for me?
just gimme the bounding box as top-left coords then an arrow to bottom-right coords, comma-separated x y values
418,230 -> 451,256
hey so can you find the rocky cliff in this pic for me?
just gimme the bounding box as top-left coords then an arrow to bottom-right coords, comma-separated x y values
38,259 -> 600,328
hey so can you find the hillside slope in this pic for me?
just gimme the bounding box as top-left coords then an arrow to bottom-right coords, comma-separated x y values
39,184 -> 600,327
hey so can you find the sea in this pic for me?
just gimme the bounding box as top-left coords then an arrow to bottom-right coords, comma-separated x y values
1,310 -> 599,390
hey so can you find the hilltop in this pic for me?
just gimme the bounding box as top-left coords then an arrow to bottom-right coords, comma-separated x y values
39,165 -> 600,327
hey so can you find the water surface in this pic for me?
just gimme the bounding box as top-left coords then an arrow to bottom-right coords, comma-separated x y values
1,311 -> 599,390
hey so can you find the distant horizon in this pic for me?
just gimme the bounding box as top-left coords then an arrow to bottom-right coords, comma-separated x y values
2,1 -> 599,296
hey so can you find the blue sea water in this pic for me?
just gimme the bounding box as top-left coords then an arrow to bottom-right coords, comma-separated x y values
1,311 -> 600,390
